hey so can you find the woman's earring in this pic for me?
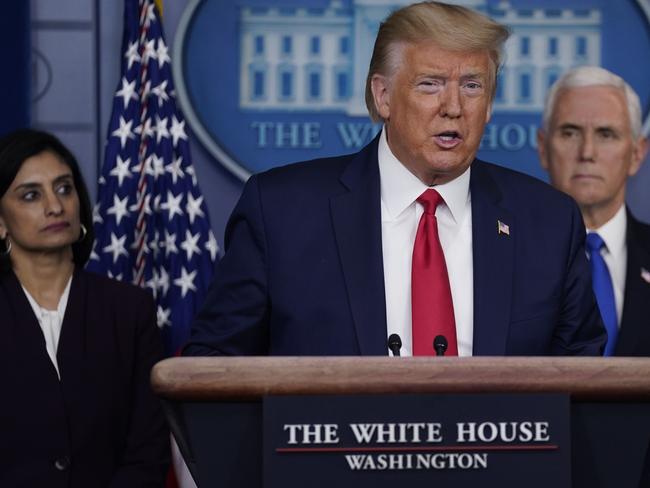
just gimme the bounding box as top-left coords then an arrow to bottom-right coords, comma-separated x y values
1,237 -> 11,256
78,224 -> 87,242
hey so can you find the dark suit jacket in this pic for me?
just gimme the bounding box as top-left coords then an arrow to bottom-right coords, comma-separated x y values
615,211 -> 650,356
184,136 -> 605,356
0,269 -> 169,487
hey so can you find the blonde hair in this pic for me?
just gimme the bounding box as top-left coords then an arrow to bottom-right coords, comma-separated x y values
365,1 -> 510,122
542,65 -> 642,139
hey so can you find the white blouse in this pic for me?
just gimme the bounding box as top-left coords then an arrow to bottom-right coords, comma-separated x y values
22,276 -> 72,379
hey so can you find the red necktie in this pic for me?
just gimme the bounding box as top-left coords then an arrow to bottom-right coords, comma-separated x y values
411,189 -> 458,356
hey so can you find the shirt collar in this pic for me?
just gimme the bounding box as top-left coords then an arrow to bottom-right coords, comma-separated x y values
587,204 -> 627,256
378,128 -> 471,223
22,274 -> 73,317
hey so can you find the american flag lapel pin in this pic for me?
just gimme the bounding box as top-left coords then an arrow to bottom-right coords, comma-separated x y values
641,267 -> 650,284
497,220 -> 510,236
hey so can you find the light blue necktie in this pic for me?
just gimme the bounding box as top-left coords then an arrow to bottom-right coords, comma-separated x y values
586,233 -> 618,356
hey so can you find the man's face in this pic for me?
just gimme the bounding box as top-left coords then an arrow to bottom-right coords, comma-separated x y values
371,41 -> 493,186
538,85 -> 647,220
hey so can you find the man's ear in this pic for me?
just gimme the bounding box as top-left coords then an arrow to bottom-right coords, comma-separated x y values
371,74 -> 391,120
537,128 -> 549,171
628,136 -> 649,177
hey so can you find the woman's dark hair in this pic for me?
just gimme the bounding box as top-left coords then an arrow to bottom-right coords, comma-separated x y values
0,128 -> 94,272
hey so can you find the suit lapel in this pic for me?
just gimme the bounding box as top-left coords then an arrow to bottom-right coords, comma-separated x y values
0,271 -> 61,380
56,268 -> 87,386
470,162 -> 515,355
616,214 -> 650,355
330,137 -> 388,355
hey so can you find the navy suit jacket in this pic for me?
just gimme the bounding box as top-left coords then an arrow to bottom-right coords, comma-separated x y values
616,211 -> 650,356
185,136 -> 605,356
0,269 -> 169,487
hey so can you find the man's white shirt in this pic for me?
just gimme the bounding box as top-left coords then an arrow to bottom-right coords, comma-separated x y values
378,129 -> 474,356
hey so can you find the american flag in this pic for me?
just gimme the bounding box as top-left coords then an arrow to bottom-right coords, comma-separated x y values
88,0 -> 218,355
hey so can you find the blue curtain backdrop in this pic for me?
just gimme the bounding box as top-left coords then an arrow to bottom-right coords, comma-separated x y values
0,2 -> 30,135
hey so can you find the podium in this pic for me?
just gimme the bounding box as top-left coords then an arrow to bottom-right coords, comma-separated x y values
152,357 -> 650,487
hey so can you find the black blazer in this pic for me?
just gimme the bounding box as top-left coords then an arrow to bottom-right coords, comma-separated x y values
616,210 -> 650,356
0,268 -> 169,487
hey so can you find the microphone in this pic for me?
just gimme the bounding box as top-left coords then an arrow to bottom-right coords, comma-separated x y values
387,334 -> 402,357
433,335 -> 448,356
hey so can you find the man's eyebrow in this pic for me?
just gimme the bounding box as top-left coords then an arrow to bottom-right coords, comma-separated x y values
594,124 -> 619,132
414,71 -> 487,80
557,123 -> 582,131
460,72 -> 487,80
414,70 -> 446,77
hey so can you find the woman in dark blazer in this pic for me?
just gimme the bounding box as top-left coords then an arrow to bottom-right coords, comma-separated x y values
0,129 -> 169,487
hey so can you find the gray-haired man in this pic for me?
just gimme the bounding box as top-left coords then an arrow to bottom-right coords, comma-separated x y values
538,65 -> 650,356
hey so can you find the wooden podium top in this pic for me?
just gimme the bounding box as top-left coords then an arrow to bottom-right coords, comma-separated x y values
151,356 -> 650,402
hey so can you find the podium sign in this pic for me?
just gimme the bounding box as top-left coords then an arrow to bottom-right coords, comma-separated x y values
264,394 -> 570,488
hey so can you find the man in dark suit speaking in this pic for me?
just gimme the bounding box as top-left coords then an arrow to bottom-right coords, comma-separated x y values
538,66 -> 650,356
184,2 -> 605,357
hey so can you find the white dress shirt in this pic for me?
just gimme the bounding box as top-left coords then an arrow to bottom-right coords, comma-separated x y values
587,205 -> 627,327
22,276 -> 72,379
378,129 -> 474,356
